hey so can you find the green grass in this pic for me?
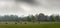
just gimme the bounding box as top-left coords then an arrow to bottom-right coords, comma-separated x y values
0,22 -> 60,28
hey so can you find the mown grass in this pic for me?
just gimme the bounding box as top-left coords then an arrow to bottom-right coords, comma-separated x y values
0,22 -> 60,28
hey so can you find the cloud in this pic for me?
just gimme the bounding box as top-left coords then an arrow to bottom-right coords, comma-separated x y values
0,0 -> 60,16
15,0 -> 39,6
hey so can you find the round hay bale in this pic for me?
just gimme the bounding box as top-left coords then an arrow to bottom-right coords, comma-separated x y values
15,22 -> 17,24
5,22 -> 8,24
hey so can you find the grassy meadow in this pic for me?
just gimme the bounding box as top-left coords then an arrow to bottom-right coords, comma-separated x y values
0,22 -> 60,28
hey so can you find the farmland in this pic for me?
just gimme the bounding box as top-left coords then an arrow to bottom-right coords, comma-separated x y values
0,22 -> 60,28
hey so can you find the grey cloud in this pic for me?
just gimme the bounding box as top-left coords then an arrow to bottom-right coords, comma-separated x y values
15,0 -> 34,3
0,0 -> 60,16
15,0 -> 39,5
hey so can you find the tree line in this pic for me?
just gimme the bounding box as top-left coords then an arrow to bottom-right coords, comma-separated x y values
0,13 -> 60,23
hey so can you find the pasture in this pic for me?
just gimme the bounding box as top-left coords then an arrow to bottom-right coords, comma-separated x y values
0,22 -> 60,28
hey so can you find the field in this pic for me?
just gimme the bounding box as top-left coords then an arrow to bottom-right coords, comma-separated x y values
0,22 -> 60,28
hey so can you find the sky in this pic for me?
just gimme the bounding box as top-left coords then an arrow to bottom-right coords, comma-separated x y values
0,0 -> 60,16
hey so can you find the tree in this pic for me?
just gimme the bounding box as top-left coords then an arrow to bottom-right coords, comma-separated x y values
30,15 -> 36,23
35,14 -> 39,22
44,15 -> 49,22
55,15 -> 60,22
37,13 -> 45,23
9,15 -> 19,22
49,15 -> 55,22
3,15 -> 9,22
26,16 -> 31,22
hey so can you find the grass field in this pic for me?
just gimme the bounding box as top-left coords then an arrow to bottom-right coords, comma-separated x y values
0,22 -> 60,28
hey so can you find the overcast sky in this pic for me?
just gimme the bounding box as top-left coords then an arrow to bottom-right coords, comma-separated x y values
0,0 -> 60,16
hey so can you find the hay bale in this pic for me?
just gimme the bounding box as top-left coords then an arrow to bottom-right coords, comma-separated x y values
24,22 -> 27,24
15,22 -> 17,24
5,22 -> 8,24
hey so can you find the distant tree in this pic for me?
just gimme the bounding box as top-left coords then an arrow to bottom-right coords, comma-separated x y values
26,16 -> 31,22
35,14 -> 39,21
44,15 -> 49,22
55,15 -> 60,22
18,17 -> 22,23
49,15 -> 55,22
14,15 -> 19,22
0,13 -> 60,23
3,15 -> 9,22
30,15 -> 36,23
9,15 -> 18,22
37,13 -> 45,23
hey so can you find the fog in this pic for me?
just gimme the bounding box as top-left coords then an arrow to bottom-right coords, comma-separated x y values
0,0 -> 60,16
